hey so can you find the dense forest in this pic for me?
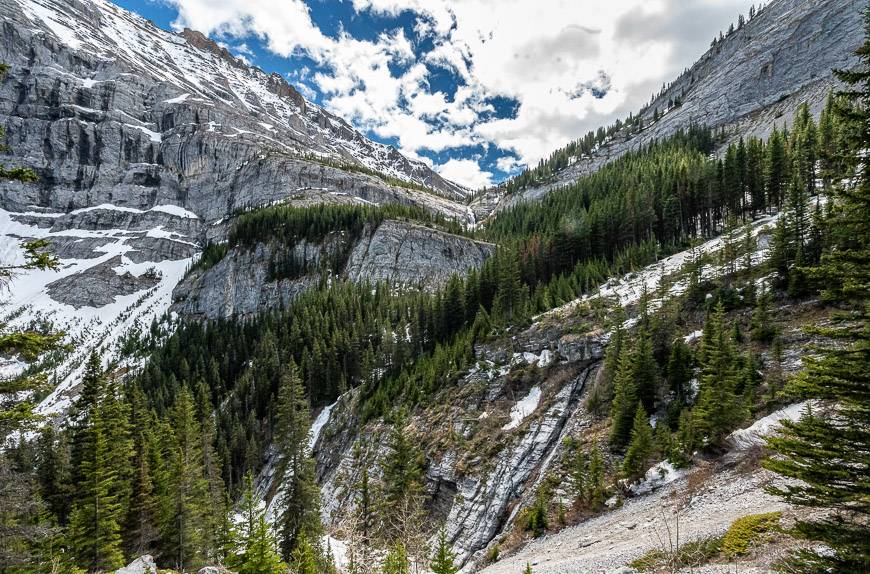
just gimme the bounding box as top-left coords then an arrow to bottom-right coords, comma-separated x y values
1,19 -> 868,574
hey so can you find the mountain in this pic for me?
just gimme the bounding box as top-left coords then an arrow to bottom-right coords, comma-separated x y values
474,0 -> 862,218
1,0 -> 867,573
0,0 -> 488,417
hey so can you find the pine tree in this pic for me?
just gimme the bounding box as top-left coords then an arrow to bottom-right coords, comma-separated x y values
275,362 -> 323,560
430,528 -> 458,574
587,447 -> 606,507
750,285 -> 776,342
609,346 -> 639,449
693,303 -> 745,445
163,387 -> 211,571
631,330 -> 659,412
622,404 -> 654,480
35,426 -> 73,526
228,473 -> 286,574
124,386 -> 161,557
291,532 -> 318,574
382,542 -> 410,574
67,398 -> 126,572
568,447 -> 588,502
764,14 -> 870,571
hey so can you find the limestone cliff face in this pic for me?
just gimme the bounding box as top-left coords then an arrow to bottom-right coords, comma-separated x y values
479,0 -> 864,216
171,220 -> 495,320
0,0 -> 470,224
344,220 -> 495,290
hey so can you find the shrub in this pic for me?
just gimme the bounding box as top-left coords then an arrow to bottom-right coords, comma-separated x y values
721,512 -> 781,557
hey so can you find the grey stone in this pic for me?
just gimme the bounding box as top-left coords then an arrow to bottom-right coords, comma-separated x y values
46,255 -> 161,307
172,219 -> 494,320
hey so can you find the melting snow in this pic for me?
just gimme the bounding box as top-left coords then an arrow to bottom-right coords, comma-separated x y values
502,386 -> 541,430
728,401 -> 814,450
629,461 -> 686,495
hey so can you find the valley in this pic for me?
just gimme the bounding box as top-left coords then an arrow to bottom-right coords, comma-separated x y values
0,0 -> 867,573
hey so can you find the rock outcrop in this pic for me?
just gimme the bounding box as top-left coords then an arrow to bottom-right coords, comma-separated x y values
46,255 -> 161,307
172,220 -> 495,320
345,220 -> 495,290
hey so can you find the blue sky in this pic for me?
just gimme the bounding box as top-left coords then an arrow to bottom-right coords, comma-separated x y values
116,0 -> 754,189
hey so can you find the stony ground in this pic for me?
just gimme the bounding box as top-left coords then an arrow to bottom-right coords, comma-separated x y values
477,460 -> 798,574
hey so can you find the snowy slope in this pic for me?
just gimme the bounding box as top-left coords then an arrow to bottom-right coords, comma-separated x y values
0,206 -> 196,419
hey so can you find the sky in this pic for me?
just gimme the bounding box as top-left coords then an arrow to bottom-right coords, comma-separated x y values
116,0 -> 757,189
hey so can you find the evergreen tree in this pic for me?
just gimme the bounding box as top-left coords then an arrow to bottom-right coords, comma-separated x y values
693,303 -> 744,445
631,330 -> 659,412
291,532 -> 319,574
275,362 -> 323,560
622,404 -> 654,480
35,426 -> 73,526
765,15 -> 870,571
382,542 -> 410,574
430,528 -> 458,574
67,398 -> 125,572
587,447 -> 606,507
163,387 -> 211,571
609,346 -> 639,449
124,386 -> 161,557
228,473 -> 286,574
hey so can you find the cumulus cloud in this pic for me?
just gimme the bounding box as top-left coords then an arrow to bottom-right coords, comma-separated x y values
165,0 -> 755,180
435,158 -> 493,190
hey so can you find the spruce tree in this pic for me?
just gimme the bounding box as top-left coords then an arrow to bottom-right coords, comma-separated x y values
274,362 -> 323,560
609,345 -> 639,449
228,473 -> 286,574
291,532 -> 319,574
430,528 -> 458,574
693,303 -> 744,445
623,404 -> 654,480
587,447 -> 606,508
124,386 -> 161,557
631,330 -> 659,412
764,13 -> 870,571
382,542 -> 410,574
163,387 -> 211,571
67,398 -> 125,572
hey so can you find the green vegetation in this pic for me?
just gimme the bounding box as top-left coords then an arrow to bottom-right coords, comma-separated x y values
763,14 -> 870,572
3,20 -> 870,569
721,512 -> 781,557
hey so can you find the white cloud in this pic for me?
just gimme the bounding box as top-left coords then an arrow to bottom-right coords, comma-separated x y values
496,155 -> 522,173
435,158 -> 493,190
165,0 -> 756,182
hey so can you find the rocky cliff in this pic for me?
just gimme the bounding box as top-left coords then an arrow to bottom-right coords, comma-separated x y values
0,0 -> 480,419
0,0 -> 469,218
172,219 -> 494,320
477,0 -> 863,217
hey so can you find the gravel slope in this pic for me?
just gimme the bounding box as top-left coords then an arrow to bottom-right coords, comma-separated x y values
478,463 -> 792,574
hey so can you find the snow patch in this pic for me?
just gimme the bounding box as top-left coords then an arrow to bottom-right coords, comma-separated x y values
124,123 -> 162,143
502,386 -> 541,430
728,401 -> 814,450
629,461 -> 686,495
